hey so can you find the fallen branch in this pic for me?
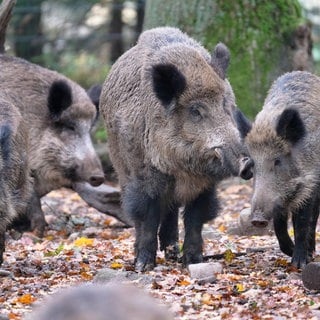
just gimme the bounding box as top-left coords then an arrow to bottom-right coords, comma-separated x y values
0,0 -> 16,53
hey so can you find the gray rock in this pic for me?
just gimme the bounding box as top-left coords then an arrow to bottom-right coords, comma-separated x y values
302,262 -> 320,290
188,262 -> 223,282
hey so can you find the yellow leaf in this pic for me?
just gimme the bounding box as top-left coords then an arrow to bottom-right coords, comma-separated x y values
235,283 -> 245,292
15,294 -> 36,305
288,228 -> 294,237
110,262 -> 123,269
224,249 -> 236,263
274,258 -> 288,267
73,237 -> 94,247
177,279 -> 191,286
218,224 -> 227,233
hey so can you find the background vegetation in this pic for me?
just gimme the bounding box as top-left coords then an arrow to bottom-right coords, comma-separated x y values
4,0 -> 320,119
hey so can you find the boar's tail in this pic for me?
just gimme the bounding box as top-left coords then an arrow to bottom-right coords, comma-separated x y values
0,124 -> 12,168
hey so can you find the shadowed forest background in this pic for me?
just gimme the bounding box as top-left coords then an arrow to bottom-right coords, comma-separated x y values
4,0 -> 320,124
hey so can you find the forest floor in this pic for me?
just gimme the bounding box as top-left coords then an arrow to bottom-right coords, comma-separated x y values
1,178 -> 320,319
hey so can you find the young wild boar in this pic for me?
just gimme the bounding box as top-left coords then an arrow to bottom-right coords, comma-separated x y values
100,27 -> 251,271
0,95 -> 33,264
245,71 -> 320,268
0,55 -> 105,236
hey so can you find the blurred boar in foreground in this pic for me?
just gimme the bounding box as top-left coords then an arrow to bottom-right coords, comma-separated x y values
246,71 -> 320,268
0,55 -> 105,236
26,284 -> 173,320
0,95 -> 33,264
101,27 -> 251,271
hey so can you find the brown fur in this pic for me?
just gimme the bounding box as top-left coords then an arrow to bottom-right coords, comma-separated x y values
100,27 -> 249,270
0,54 -> 104,236
0,94 -> 33,264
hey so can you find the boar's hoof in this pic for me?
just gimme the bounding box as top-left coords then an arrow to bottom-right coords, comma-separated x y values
164,244 -> 179,261
135,249 -> 156,272
88,175 -> 105,187
291,250 -> 310,269
182,253 -> 203,267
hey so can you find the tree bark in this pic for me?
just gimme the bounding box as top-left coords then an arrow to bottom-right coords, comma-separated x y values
143,0 -> 313,117
0,0 -> 16,53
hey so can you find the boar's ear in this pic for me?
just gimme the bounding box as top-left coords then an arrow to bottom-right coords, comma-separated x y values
233,108 -> 252,139
87,84 -> 102,110
211,43 -> 230,79
48,80 -> 73,119
152,63 -> 186,108
276,108 -> 305,144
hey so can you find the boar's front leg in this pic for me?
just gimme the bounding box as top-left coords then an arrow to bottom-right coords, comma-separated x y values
123,180 -> 161,272
159,204 -> 179,261
273,212 -> 294,257
183,187 -> 219,265
291,196 -> 319,268
307,196 -> 320,261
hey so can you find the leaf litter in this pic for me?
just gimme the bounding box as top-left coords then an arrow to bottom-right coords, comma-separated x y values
0,178 -> 319,319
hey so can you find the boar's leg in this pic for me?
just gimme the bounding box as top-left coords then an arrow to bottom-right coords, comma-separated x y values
182,187 -> 219,265
159,204 -> 179,261
123,180 -> 161,272
307,198 -> 320,260
273,212 -> 294,257
0,229 -> 5,265
291,197 -> 318,268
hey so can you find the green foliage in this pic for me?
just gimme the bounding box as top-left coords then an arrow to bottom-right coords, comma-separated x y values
144,0 -> 303,118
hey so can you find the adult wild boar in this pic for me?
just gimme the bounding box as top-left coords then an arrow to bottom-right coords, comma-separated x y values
100,27 -> 251,271
0,94 -> 33,264
245,71 -> 320,268
0,55 -> 105,236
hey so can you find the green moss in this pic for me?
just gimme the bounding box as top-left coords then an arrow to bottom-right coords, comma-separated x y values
144,0 -> 303,118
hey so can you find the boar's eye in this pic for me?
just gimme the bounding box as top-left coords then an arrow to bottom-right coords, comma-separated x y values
189,105 -> 203,121
274,158 -> 281,167
54,120 -> 76,132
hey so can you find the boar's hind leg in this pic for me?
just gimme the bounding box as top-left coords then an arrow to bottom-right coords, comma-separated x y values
273,212 -> 294,257
0,229 -> 5,265
307,197 -> 320,261
159,204 -> 179,261
123,181 -> 161,272
291,196 -> 319,268
183,187 -> 219,266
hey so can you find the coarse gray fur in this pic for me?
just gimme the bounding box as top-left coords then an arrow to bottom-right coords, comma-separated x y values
0,94 -> 33,264
246,71 -> 320,268
101,27 -> 250,271
0,54 -> 104,236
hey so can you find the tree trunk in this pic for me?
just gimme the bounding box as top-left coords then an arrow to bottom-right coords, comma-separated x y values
12,0 -> 43,62
0,0 -> 16,53
143,0 -> 313,117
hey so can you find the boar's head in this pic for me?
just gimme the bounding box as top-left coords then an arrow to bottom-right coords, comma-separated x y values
32,80 -> 104,195
246,107 -> 306,227
148,43 -> 250,182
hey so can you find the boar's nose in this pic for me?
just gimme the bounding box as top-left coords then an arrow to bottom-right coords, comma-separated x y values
89,174 -> 105,187
251,212 -> 269,228
239,157 -> 253,180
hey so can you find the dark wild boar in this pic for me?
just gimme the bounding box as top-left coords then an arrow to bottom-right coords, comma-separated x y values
0,95 -> 33,264
246,71 -> 320,268
100,27 -> 251,271
0,55 -> 105,236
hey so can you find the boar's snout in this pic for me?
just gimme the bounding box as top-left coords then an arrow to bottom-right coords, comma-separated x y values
239,157 -> 253,180
89,174 -> 105,187
251,212 -> 269,228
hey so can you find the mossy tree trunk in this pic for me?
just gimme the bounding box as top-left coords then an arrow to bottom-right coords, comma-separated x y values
144,0 -> 312,117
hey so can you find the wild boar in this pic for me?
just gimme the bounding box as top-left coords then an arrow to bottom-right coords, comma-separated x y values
245,71 -> 320,268
100,27 -> 251,271
0,94 -> 33,264
26,284 -> 173,320
0,54 -> 105,236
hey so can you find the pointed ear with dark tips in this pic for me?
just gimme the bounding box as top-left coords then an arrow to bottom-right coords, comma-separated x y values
152,63 -> 186,108
48,80 -> 73,119
211,43 -> 230,79
87,84 -> 102,110
276,108 -> 305,144
233,108 -> 252,139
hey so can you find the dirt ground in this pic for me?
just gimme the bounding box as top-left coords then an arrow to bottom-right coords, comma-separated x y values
1,179 -> 320,319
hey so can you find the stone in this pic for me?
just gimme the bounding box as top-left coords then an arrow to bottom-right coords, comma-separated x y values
302,262 -> 320,290
188,262 -> 223,282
